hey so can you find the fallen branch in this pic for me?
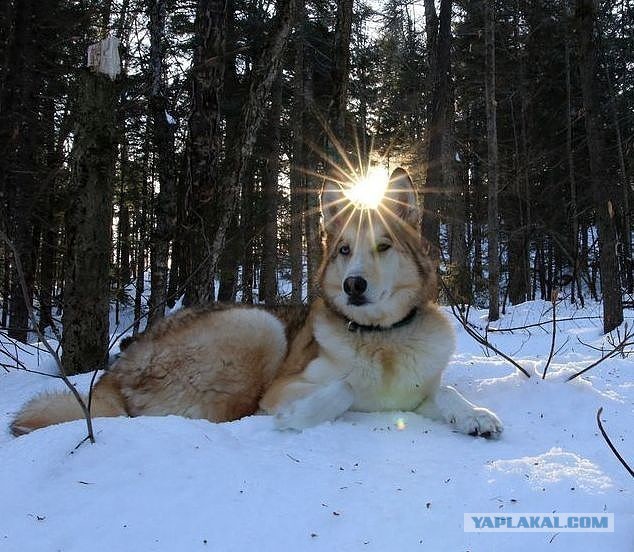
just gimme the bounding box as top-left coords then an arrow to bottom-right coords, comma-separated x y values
440,278 -> 531,378
596,407 -> 633,478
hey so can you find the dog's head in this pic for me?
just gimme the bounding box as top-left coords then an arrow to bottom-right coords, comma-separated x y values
317,168 -> 436,327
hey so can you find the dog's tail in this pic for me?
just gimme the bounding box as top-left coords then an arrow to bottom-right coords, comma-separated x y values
10,374 -> 127,436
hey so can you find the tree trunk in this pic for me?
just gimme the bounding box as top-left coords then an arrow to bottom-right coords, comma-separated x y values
575,0 -> 623,333
240,164 -> 255,304
565,35 -> 582,304
147,0 -> 177,326
260,74 -> 282,305
421,0 -> 451,260
485,0 -> 500,322
290,5 -> 305,303
183,0 -> 228,306
330,0 -> 353,138
62,68 -> 118,374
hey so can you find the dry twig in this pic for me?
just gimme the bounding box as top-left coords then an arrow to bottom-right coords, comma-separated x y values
596,407 -> 633,478
440,278 -> 531,378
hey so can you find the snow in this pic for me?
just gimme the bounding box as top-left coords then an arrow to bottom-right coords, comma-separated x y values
1,300 -> 632,551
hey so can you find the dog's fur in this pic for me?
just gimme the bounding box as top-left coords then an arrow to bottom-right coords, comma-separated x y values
11,168 -> 502,438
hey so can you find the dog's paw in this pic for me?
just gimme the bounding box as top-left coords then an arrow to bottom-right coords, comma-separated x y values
451,407 -> 503,439
273,381 -> 354,430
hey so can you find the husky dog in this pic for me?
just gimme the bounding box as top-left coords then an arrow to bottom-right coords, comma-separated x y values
11,168 -> 502,438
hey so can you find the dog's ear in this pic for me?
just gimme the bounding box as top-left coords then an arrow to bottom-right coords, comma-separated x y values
320,180 -> 348,231
384,168 -> 419,225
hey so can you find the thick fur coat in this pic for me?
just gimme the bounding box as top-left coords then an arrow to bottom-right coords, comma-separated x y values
11,168 -> 502,438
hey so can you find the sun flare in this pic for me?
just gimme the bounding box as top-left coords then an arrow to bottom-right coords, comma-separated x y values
344,166 -> 390,210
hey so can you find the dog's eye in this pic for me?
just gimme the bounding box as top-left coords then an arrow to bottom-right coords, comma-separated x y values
339,244 -> 351,256
376,243 -> 391,253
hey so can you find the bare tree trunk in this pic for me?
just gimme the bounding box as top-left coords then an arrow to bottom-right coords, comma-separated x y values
62,67 -> 119,374
605,65 -> 632,293
183,0 -> 228,306
485,0 -> 500,322
147,0 -> 177,326
290,4 -> 305,303
575,0 -> 623,333
241,165 -> 255,304
565,35 -> 583,305
304,55 -> 322,300
260,74 -> 282,305
421,0 -> 451,261
330,0 -> 353,138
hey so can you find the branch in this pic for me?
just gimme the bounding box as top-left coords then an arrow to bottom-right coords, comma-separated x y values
1,230 -> 95,443
439,278 -> 531,378
596,407 -> 633,478
567,324 -> 633,381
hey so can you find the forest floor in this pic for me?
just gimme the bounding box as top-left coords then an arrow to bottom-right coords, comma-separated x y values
0,300 -> 632,551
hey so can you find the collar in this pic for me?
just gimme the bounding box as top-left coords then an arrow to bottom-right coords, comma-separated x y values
346,308 -> 418,333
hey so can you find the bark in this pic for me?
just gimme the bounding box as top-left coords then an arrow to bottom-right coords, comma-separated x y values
575,0 -> 623,333
147,0 -> 177,326
304,54 -> 322,299
330,0 -> 354,138
183,0 -> 228,306
484,0 -> 500,322
290,5 -> 305,303
422,0 -> 452,262
62,70 -> 118,374
38,93 -> 59,332
605,66 -> 632,293
240,165 -> 255,304
260,74 -> 282,305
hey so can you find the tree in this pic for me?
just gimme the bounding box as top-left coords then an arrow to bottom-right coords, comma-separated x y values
484,0 -> 500,322
62,39 -> 120,374
147,0 -> 177,326
575,0 -> 623,333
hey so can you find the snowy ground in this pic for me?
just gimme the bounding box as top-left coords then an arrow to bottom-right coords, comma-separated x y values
1,300 -> 632,551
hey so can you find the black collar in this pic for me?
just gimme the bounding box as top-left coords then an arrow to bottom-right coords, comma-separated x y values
347,308 -> 418,333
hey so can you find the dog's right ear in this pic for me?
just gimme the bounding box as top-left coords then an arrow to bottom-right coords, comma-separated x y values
320,180 -> 348,231
384,168 -> 419,226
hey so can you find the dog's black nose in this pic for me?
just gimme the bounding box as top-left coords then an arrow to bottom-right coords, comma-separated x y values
343,276 -> 367,297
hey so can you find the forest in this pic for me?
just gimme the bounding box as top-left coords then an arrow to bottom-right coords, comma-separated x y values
1,0 -> 633,375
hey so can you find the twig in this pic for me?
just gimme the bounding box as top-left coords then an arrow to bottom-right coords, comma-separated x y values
596,407 -> 633,478
488,315 -> 607,333
440,278 -> 531,378
567,324 -> 633,381
1,230 -> 95,443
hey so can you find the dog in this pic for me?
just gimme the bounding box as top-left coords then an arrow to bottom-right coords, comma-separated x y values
11,168 -> 502,438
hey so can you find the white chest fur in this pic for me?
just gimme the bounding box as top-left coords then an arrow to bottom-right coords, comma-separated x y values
313,308 -> 456,412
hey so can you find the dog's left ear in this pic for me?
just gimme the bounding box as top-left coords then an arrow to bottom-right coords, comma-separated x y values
384,168 -> 419,225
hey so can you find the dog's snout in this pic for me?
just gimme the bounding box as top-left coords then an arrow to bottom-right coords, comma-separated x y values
343,276 -> 367,297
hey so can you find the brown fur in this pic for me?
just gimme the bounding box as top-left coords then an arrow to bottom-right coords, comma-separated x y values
11,167 -> 476,436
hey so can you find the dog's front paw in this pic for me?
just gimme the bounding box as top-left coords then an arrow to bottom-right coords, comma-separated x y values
452,407 -> 503,439
273,380 -> 354,430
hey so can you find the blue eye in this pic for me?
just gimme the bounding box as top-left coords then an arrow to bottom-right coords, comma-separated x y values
339,244 -> 351,256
